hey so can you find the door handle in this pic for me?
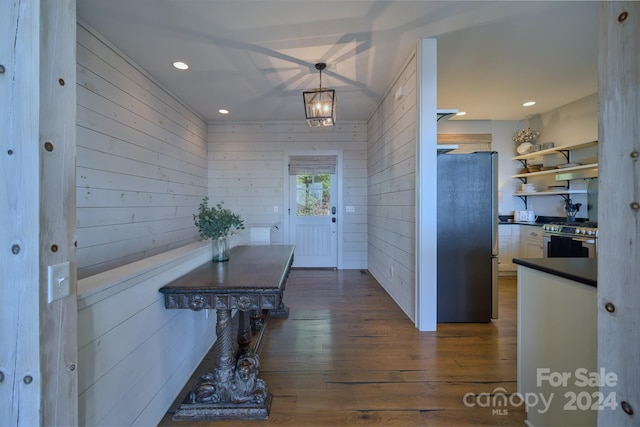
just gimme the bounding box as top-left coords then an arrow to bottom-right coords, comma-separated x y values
332,206 -> 336,214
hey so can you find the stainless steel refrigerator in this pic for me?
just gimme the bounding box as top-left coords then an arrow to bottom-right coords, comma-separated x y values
437,151 -> 498,322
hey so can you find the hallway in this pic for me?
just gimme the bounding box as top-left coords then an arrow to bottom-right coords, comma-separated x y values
159,270 -> 525,426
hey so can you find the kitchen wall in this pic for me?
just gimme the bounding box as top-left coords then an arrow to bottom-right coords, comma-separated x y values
526,93 -> 598,219
367,51 -> 418,321
76,22 -> 207,279
438,92 -> 598,220
207,122 -> 368,269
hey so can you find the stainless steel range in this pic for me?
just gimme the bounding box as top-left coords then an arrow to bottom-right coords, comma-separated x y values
542,222 -> 598,258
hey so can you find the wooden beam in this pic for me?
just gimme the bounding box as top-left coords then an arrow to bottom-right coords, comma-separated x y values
598,2 -> 640,426
0,1 -> 77,425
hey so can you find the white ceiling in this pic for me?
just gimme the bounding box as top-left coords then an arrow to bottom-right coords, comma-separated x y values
76,1 -> 598,123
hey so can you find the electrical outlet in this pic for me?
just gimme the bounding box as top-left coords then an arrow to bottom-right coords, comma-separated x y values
274,206 -> 279,213
390,266 -> 394,277
48,261 -> 71,303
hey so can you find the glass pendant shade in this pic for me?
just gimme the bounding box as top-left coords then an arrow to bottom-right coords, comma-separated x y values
303,63 -> 336,127
303,88 -> 336,127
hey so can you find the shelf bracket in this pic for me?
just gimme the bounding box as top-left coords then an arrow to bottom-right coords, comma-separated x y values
517,195 -> 528,209
558,150 -> 570,162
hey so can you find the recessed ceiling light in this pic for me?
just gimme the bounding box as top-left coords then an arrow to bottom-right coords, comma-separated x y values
218,109 -> 229,115
172,61 -> 189,70
523,101 -> 536,107
455,111 -> 467,116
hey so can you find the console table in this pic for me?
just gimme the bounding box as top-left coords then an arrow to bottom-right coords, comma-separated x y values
159,245 -> 294,421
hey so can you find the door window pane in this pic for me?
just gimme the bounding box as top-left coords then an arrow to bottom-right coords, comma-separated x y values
296,174 -> 331,216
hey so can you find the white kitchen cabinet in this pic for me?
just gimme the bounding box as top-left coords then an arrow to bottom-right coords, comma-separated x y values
519,225 -> 544,258
498,224 -> 519,274
517,262 -> 597,427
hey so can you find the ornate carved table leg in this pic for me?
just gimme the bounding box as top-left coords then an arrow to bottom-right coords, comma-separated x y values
237,310 -> 252,348
250,309 -> 263,332
270,298 -> 289,318
172,308 -> 272,421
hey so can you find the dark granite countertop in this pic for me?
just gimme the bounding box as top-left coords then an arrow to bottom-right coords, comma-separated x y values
497,215 -> 591,226
498,221 -> 542,226
513,258 -> 597,287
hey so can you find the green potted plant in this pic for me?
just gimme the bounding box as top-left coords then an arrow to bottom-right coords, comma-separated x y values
193,197 -> 245,262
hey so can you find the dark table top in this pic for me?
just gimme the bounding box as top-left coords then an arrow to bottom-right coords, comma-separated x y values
513,257 -> 597,287
160,245 -> 295,295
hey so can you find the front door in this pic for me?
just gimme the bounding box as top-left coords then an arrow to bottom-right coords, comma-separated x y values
288,157 -> 338,268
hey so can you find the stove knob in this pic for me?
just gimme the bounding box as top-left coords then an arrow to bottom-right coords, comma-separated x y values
587,230 -> 594,235
577,228 -> 584,234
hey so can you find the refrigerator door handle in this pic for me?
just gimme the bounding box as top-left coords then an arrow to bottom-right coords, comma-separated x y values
492,256 -> 499,319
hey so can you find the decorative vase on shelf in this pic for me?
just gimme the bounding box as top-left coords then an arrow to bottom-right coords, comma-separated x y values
212,234 -> 230,262
513,128 -> 540,154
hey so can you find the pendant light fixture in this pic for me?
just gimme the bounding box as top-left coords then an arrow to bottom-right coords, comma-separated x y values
303,63 -> 336,127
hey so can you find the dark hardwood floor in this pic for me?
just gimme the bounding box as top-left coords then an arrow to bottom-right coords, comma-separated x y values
159,270 -> 525,426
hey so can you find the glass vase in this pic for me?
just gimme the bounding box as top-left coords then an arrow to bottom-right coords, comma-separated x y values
212,234 -> 230,262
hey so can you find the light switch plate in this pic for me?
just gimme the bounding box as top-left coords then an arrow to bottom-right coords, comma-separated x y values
48,261 -> 71,303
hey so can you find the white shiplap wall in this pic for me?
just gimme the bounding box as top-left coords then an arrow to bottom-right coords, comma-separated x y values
208,122 -> 368,269
367,53 -> 418,320
76,242 -> 216,427
75,22 -> 208,279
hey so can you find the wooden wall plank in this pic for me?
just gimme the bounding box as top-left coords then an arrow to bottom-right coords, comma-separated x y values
76,22 -> 206,140
367,51 -> 418,319
598,3 -> 640,426
76,244 -> 216,426
39,3 -> 78,423
1,1 -> 78,425
76,24 -> 208,279
0,1 -> 42,425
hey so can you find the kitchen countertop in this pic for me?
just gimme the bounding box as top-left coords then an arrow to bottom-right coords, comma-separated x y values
498,221 -> 542,226
513,258 -> 597,287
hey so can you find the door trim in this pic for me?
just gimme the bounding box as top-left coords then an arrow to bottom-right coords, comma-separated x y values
283,149 -> 343,268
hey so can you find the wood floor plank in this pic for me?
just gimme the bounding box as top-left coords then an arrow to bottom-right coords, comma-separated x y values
158,271 -> 525,426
